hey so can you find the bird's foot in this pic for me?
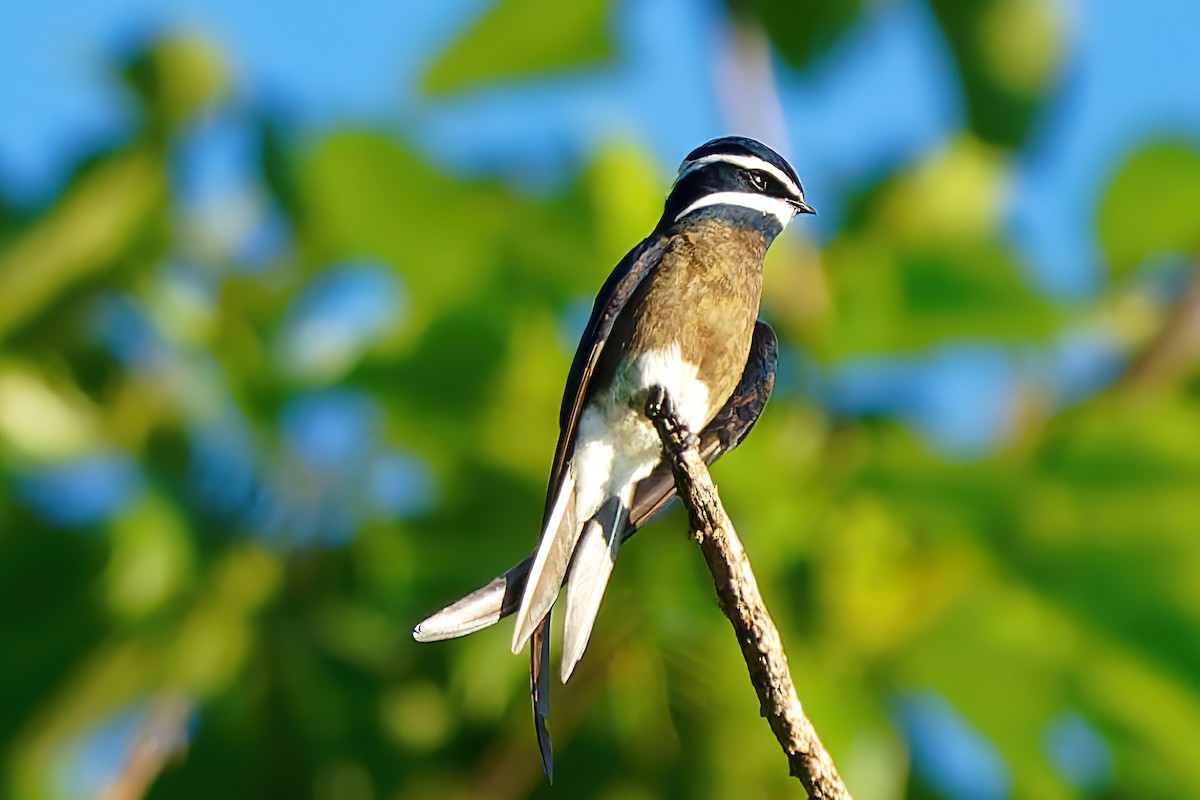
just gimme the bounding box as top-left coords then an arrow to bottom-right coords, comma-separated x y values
645,385 -> 670,421
645,386 -> 699,452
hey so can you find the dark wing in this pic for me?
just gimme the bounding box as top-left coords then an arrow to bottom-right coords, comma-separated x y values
414,234 -> 708,783
531,235 -> 666,780
412,321 -> 779,642
543,235 -> 668,517
409,236 -> 665,780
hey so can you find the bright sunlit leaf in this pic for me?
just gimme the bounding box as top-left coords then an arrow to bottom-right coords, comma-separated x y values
1098,143 -> 1200,275
423,0 -> 613,94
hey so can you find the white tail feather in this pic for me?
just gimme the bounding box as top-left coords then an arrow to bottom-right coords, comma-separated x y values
511,474 -> 578,653
412,561 -> 523,642
560,494 -> 628,682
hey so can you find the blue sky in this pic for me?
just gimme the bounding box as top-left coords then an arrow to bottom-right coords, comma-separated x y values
2,0 -> 1199,460
3,0 -> 1199,294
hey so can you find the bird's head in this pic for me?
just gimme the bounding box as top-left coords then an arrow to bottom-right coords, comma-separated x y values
661,136 -> 814,234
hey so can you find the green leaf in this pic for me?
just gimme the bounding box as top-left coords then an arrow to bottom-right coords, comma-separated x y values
105,493 -> 195,619
0,152 -> 165,339
735,0 -> 867,71
1098,142 -> 1200,275
822,241 -> 1060,356
423,0 -> 613,94
927,0 -> 1065,148
122,37 -> 227,133
294,131 -> 510,339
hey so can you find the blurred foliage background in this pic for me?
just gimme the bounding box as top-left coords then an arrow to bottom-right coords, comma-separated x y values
2,1 -> 1200,798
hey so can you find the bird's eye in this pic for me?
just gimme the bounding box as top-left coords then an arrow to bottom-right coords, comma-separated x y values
749,172 -> 767,191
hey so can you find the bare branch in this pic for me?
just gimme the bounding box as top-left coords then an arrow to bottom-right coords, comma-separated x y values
100,694 -> 190,800
646,394 -> 852,800
1117,265 -> 1200,393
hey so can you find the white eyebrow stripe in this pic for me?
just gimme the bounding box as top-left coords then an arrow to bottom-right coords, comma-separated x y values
674,191 -> 796,228
675,153 -> 802,198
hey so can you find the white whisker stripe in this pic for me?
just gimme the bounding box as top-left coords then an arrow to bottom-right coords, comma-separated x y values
674,191 -> 796,228
675,153 -> 801,198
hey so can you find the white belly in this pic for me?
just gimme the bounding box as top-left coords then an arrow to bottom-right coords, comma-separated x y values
570,345 -> 710,523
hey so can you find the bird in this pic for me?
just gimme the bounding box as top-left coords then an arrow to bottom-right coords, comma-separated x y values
411,322 -> 778,644
413,136 -> 813,780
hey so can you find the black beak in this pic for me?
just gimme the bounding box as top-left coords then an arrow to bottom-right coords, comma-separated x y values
790,198 -> 816,215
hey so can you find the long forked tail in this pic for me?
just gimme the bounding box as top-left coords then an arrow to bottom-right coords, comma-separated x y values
412,559 -> 531,642
530,616 -> 554,782
511,474 -> 578,653
560,493 -> 628,682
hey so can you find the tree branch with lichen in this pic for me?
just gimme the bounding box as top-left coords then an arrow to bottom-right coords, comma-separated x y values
645,390 -> 851,800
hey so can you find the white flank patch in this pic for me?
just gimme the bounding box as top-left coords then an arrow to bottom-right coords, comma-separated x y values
675,153 -> 802,199
675,191 -> 796,228
633,345 -> 711,433
571,409 -> 618,524
570,346 -> 710,527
